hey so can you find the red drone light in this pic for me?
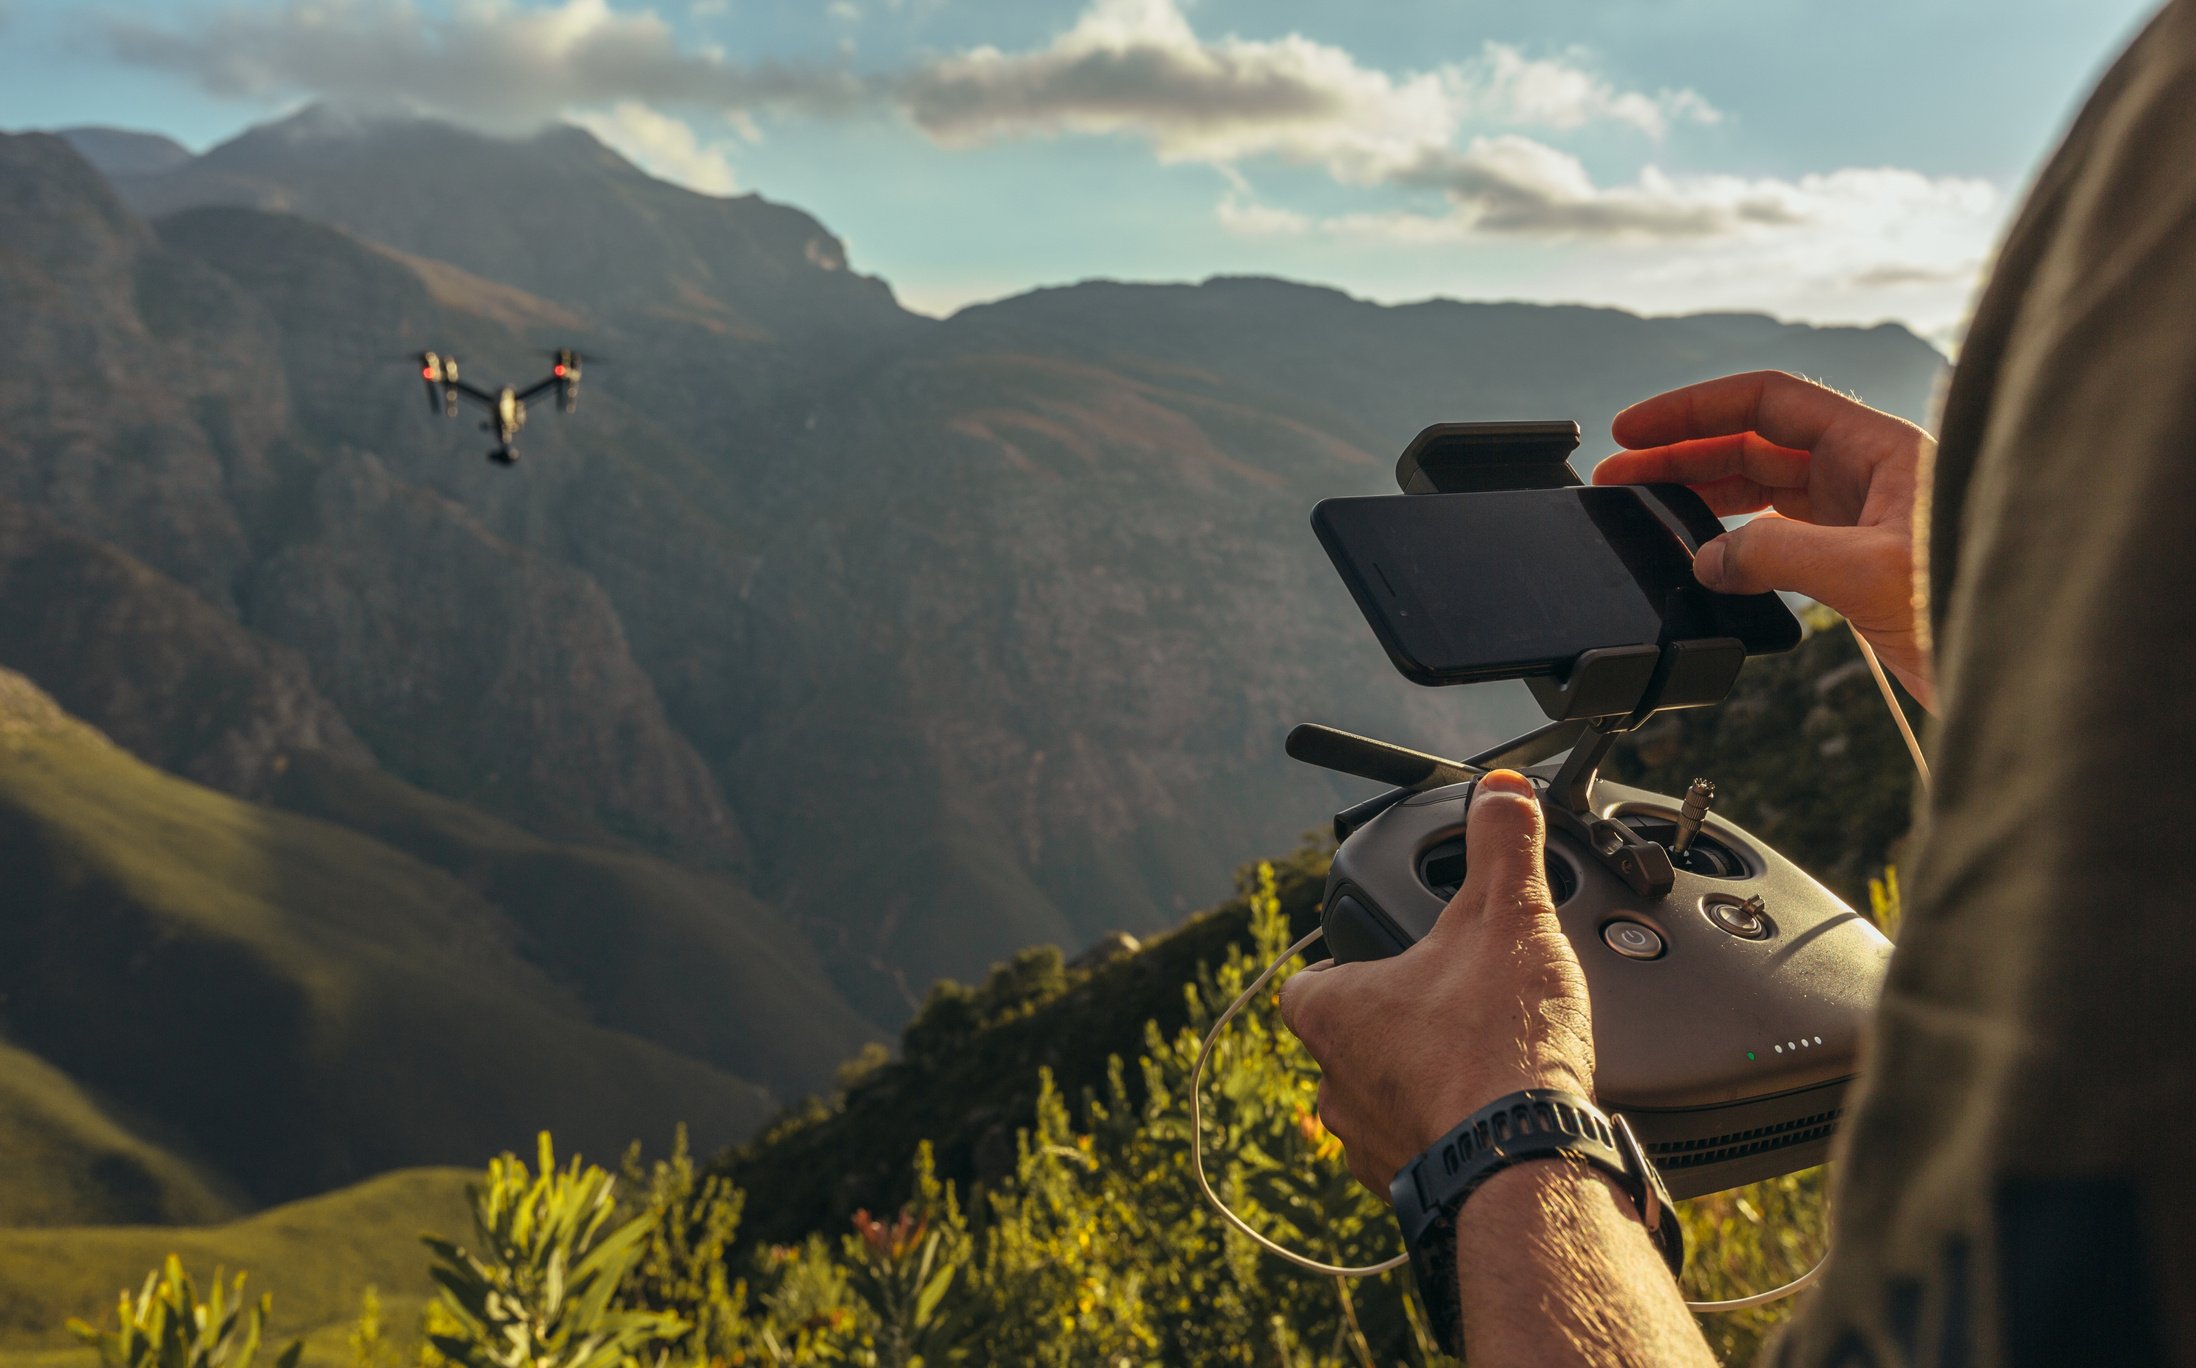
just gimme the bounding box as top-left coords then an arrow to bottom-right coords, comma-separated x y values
554,364 -> 567,376
422,367 -> 436,378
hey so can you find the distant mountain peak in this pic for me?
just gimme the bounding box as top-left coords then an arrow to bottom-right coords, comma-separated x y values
258,99 -> 444,142
54,126 -> 193,179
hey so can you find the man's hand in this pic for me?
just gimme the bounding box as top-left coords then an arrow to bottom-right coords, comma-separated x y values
1592,370 -> 1937,708
1278,770 -> 1593,1195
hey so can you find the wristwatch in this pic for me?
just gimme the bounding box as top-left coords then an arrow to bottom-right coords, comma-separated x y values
1389,1088 -> 1685,1357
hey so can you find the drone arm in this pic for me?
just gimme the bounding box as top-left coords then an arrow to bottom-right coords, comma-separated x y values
515,376 -> 563,404
450,380 -> 498,406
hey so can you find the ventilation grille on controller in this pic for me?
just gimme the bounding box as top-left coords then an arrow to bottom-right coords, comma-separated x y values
1644,1109 -> 1843,1171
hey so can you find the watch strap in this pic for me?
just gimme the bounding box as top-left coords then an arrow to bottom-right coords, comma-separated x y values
1389,1089 -> 1685,1356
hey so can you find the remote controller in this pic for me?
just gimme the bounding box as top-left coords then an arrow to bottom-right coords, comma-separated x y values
1313,753 -> 1892,1199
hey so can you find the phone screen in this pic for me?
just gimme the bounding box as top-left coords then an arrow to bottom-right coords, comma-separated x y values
1311,487 -> 1799,685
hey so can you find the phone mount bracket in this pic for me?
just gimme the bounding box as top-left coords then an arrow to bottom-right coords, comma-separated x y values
1395,419 -> 1585,494
1298,421 -> 1754,873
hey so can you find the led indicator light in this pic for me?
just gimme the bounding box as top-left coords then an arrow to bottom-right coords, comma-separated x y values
1746,1051 -> 1756,1060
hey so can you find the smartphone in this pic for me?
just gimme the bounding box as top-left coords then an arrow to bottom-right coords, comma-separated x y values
1310,485 -> 1801,686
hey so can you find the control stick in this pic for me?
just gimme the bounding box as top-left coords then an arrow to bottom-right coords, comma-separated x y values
1673,778 -> 1716,858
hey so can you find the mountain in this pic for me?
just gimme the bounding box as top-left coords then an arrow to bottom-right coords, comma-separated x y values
0,668 -> 877,1209
54,127 -> 192,179
0,109 -> 1947,1182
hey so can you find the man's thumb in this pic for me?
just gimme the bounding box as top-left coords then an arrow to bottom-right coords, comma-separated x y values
1692,512 -> 1855,601
1443,770 -> 1549,923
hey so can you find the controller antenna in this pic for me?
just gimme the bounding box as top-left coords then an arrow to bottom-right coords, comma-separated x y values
1673,778 -> 1716,858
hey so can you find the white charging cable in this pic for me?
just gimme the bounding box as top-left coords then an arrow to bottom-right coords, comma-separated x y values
1189,927 -> 1410,1277
1850,624 -> 1932,791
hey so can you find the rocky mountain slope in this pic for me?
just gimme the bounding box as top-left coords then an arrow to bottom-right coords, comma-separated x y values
0,109 -> 1947,1208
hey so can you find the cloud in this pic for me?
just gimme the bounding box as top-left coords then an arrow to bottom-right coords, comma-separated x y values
97,0 -> 862,132
1242,142 -> 1992,254
568,100 -> 738,194
1215,195 -> 1310,237
1464,43 -> 1718,140
1845,260 -> 1982,289
896,0 -> 1463,182
1386,137 -> 1803,238
99,0 -> 1703,181
890,0 -> 1719,186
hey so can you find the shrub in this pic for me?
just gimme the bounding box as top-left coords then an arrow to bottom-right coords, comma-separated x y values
421,1134 -> 682,1368
69,1254 -> 302,1368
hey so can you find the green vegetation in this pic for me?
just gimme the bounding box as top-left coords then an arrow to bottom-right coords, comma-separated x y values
69,1256 -> 301,1368
0,674 -> 788,1212
421,1136 -> 680,1368
27,863 -> 1870,1366
270,752 -> 879,1102
0,1170 -> 470,1364
0,1038 -> 238,1229
725,842 -> 1334,1248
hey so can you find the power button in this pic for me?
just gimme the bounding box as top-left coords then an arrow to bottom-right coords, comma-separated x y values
1602,920 -> 1665,961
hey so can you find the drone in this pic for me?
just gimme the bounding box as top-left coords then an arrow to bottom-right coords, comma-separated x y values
411,348 -> 591,465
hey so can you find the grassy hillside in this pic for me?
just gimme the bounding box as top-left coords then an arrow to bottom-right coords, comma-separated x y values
0,1039 -> 238,1229
0,1167 -> 470,1366
0,670 -> 776,1209
271,752 -> 880,1097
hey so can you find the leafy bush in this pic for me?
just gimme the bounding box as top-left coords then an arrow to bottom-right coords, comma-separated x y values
69,1253 -> 302,1368
421,1134 -> 682,1368
614,1125 -> 747,1363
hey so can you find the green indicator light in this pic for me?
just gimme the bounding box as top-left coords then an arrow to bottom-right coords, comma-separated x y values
1746,1051 -> 1757,1060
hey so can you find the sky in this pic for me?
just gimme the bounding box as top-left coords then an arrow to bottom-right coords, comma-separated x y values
0,0 -> 2165,343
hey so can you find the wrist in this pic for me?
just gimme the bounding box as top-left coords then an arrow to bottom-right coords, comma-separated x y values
1412,1064 -> 1594,1158
1392,1088 -> 1684,1358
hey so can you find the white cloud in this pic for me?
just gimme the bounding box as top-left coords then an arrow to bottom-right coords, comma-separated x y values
899,0 -> 1466,183
568,100 -> 739,194
95,0 -> 1723,195
895,3 -> 1719,181
1215,194 -> 1310,237
1465,43 -> 1718,139
99,0 -> 863,132
1321,164 -> 1999,339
